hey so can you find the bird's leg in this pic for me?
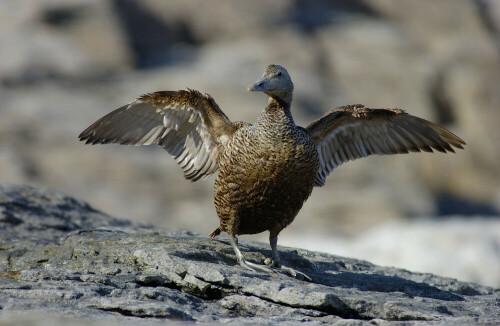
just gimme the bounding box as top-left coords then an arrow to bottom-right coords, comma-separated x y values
264,234 -> 280,267
229,235 -> 274,273
265,234 -> 311,281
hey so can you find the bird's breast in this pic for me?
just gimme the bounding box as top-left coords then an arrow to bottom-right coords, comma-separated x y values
220,125 -> 319,177
215,125 -> 319,222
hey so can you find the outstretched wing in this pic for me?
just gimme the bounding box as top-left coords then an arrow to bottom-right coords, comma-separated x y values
306,104 -> 465,186
79,89 -> 238,181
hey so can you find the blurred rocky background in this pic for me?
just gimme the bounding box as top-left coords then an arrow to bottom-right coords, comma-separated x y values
0,0 -> 499,287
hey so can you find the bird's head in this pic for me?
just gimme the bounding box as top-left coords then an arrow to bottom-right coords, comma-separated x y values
248,64 -> 294,104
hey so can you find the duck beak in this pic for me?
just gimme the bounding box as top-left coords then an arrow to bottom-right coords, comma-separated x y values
247,78 -> 266,92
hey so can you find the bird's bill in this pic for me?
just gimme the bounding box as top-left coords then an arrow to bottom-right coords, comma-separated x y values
247,78 -> 266,92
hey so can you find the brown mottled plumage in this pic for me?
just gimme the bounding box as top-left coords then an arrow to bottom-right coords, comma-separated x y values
213,97 -> 318,239
79,64 -> 465,279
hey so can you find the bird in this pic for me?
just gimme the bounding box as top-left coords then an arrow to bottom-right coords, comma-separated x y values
79,64 -> 465,279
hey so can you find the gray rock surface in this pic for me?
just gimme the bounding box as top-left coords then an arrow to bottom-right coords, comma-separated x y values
1,184 -> 498,325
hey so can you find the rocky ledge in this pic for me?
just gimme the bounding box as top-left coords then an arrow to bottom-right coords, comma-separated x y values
0,184 -> 498,325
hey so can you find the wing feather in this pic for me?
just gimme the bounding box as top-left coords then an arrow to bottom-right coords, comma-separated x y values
79,89 -> 239,181
307,104 -> 465,186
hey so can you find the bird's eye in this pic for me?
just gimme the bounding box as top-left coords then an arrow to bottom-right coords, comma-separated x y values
277,72 -> 282,77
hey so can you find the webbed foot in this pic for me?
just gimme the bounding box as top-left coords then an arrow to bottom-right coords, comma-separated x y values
266,235 -> 312,281
230,236 -> 275,274
239,258 -> 275,273
226,234 -> 310,280
265,258 -> 312,281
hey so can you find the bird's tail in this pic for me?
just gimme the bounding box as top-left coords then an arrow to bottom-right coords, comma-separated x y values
208,227 -> 221,238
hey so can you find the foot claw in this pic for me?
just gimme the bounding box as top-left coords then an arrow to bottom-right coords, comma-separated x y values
280,265 -> 312,281
238,258 -> 275,273
263,258 -> 312,281
245,260 -> 275,273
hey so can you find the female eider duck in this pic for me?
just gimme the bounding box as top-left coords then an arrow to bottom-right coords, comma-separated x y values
79,64 -> 465,279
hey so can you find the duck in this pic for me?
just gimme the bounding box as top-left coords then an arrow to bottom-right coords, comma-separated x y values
79,64 -> 465,279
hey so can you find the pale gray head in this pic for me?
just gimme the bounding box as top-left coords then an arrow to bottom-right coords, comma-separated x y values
248,64 -> 294,104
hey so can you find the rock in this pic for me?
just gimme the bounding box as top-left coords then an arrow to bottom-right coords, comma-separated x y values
0,184 -> 498,325
1,0 -> 500,290
282,217 -> 500,288
0,0 -> 132,84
